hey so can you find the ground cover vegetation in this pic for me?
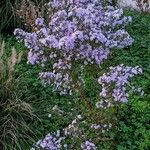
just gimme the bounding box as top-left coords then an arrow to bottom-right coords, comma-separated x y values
0,0 -> 150,150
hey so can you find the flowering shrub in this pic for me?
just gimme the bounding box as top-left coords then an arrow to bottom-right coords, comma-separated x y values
14,0 -> 136,98
81,140 -> 97,150
32,116 -> 84,150
14,1 -> 143,149
34,130 -> 65,150
98,64 -> 143,103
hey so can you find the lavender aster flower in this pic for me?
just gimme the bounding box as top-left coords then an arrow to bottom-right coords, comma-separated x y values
14,0 -> 139,96
34,130 -> 65,150
81,140 -> 97,150
98,65 -> 143,103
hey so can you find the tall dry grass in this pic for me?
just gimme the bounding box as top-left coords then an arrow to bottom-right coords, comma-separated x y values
0,41 -> 36,150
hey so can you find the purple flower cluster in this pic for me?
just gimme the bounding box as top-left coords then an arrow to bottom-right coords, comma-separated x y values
34,130 -> 65,150
98,64 -> 143,103
33,116 -> 84,149
81,140 -> 97,150
39,71 -> 73,95
14,0 -> 134,95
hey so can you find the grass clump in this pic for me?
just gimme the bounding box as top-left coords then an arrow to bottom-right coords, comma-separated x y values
0,41 -> 35,150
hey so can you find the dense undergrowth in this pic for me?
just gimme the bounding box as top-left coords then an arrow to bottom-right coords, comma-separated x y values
1,10 -> 150,150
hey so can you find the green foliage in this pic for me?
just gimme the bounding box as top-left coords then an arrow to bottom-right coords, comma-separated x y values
115,100 -> 150,150
1,9 -> 150,149
112,10 -> 150,150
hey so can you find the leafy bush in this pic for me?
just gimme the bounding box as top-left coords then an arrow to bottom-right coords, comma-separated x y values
112,10 -> 150,150
116,100 -> 150,150
0,41 -> 35,150
14,0 -> 137,97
